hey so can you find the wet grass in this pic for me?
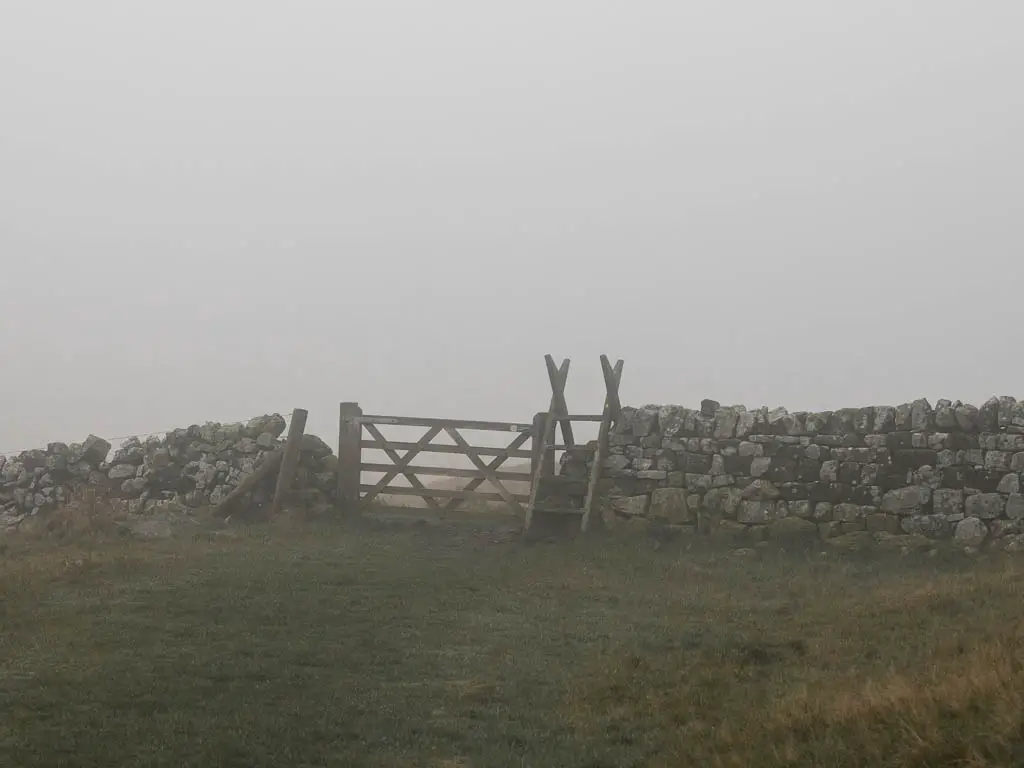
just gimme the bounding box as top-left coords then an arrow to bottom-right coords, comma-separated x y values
2,519 -> 1024,767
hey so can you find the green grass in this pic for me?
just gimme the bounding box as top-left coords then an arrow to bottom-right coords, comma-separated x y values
3,518 -> 1024,767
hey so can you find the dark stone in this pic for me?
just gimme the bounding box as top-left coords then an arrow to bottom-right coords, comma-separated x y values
935,401 -> 957,431
851,485 -> 883,505
809,482 -> 851,503
779,445 -> 805,461
635,479 -> 662,495
654,450 -> 678,472
848,448 -> 878,464
765,458 -> 797,484
683,453 -> 713,474
877,466 -> 911,490
780,483 -> 810,501
946,433 -> 979,450
724,455 -> 753,476
827,409 -> 859,435
299,434 -> 331,456
81,435 -> 112,464
941,467 -> 968,489
798,460 -> 822,482
886,432 -> 914,450
854,407 -> 876,435
20,450 -> 47,472
613,407 -> 636,435
838,462 -> 862,485
892,450 -> 939,470
814,434 -> 862,448
805,445 -> 831,462
979,397 -> 1000,432
964,468 -> 1009,493
695,416 -> 717,438
700,399 -> 720,417
173,474 -> 198,494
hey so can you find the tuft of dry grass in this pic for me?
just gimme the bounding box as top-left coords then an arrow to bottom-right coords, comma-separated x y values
3,518 -> 1024,766
10,489 -> 128,543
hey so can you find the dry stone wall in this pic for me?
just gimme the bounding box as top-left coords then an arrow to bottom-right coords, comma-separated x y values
1,414 -> 337,531
590,396 -> 1024,551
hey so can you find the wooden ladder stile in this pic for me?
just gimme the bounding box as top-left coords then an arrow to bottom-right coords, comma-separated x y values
524,354 -> 624,538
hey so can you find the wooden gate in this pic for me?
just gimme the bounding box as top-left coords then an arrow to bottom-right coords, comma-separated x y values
336,408 -> 537,516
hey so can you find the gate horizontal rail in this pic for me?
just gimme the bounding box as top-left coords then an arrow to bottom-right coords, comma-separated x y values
358,414 -> 534,432
358,440 -> 533,459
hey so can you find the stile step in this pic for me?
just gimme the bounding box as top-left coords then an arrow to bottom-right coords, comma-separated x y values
530,505 -> 585,516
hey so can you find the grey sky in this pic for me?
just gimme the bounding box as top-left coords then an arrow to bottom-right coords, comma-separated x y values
2,0 -> 1023,453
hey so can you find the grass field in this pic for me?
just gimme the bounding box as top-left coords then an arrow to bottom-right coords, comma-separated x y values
3,515 -> 1024,767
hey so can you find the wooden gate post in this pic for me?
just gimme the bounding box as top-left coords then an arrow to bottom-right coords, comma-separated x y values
530,411 -> 554,480
271,408 -> 308,516
337,402 -> 363,515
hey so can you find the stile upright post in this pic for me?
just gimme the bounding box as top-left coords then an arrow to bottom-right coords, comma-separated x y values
337,402 -> 363,516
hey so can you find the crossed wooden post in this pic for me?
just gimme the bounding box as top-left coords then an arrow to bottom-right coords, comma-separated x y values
582,355 -> 623,531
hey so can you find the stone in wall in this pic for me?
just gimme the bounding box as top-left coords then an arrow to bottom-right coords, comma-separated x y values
1,414 -> 338,531
594,394 -> 1024,549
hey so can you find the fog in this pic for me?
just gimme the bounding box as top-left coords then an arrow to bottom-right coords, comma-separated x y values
2,0 -> 1023,455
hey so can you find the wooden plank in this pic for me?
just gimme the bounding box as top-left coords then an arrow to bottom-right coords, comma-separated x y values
560,414 -> 605,422
444,426 -> 525,514
271,408 -> 308,517
359,440 -> 533,460
214,448 -> 284,517
358,414 -> 533,433
441,430 -> 532,512
360,463 -> 530,482
582,358 -> 623,533
362,503 -> 520,519
600,355 -> 624,425
359,485 -> 530,503
544,355 -> 574,448
530,505 -> 585,516
360,424 -> 442,510
337,402 -> 363,515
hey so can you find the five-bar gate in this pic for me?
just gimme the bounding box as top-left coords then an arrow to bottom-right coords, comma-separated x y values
338,410 -> 537,516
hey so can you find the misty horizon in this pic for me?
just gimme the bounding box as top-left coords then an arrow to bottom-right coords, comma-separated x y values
3,1 -> 1023,454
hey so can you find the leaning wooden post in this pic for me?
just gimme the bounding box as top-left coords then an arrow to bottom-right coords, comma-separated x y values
213,448 -> 285,518
337,402 -> 363,515
270,408 -> 308,516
